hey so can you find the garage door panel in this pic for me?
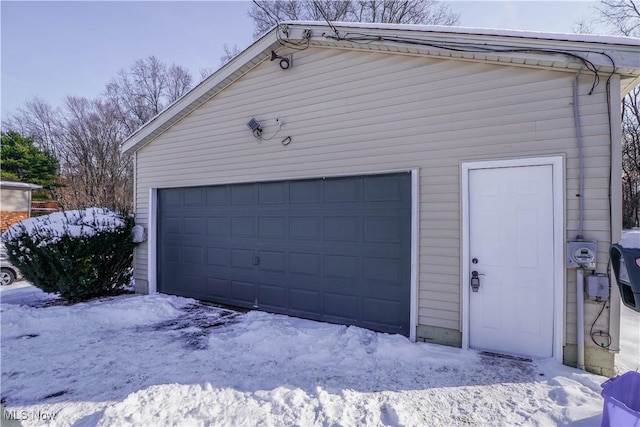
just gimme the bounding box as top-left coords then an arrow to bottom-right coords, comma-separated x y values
231,184 -> 257,205
158,173 -> 411,336
290,180 -> 323,204
325,178 -> 359,203
162,217 -> 182,234
230,249 -> 255,270
289,217 -> 322,240
324,293 -> 359,320
324,217 -> 360,241
259,182 -> 288,204
289,252 -> 322,276
207,277 -> 231,298
180,275 -> 206,296
290,288 -> 322,313
206,247 -> 229,266
230,217 -> 256,238
324,255 -> 359,280
184,187 -> 205,207
162,245 -> 181,263
363,257 -> 403,284
364,217 -> 403,243
206,186 -> 229,206
364,175 -> 406,202
258,217 -> 287,239
183,246 -> 204,264
258,250 -> 286,272
230,280 -> 256,302
207,217 -> 229,237
160,189 -> 183,208
257,282 -> 287,307
363,298 -> 406,331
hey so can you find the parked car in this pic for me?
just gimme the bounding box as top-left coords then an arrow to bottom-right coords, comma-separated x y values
0,244 -> 21,286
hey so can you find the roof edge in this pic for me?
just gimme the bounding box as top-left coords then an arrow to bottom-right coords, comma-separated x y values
121,26 -> 280,155
0,180 -> 43,190
283,21 -> 640,46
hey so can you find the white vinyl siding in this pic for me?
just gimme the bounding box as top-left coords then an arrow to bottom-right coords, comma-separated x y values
133,47 -> 614,340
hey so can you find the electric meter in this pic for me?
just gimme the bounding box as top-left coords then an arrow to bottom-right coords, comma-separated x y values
567,241 -> 597,268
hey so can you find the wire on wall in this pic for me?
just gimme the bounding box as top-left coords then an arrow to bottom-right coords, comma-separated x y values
590,298 -> 612,348
315,31 -> 617,95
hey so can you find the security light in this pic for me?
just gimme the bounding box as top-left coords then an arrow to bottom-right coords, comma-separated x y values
271,51 -> 291,70
247,118 -> 262,138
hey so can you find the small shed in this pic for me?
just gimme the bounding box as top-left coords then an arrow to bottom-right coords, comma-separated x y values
122,22 -> 640,376
0,180 -> 42,232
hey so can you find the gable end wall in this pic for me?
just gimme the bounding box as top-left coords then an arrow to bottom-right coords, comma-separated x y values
132,47 -> 617,372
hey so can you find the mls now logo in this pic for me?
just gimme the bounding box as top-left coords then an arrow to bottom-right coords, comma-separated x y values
2,406 -> 59,424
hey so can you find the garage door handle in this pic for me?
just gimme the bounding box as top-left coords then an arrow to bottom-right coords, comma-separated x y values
254,256 -> 260,266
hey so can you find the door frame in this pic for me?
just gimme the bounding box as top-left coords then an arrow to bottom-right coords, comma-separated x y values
461,156 -> 564,362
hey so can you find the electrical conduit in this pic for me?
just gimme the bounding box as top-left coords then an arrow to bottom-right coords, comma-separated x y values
573,72 -> 586,370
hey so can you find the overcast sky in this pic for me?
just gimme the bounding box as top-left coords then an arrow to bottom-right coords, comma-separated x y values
1,1 -> 603,119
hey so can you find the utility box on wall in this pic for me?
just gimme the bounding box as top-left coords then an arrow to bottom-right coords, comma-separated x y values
567,241 -> 597,269
587,274 -> 609,301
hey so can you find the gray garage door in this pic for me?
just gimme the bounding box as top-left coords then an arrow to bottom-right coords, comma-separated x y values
157,173 -> 411,335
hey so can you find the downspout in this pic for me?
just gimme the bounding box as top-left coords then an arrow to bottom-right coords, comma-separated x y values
608,75 -> 622,354
573,71 -> 586,370
573,71 -> 585,241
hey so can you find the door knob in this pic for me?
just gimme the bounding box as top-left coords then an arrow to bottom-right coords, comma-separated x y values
471,270 -> 484,292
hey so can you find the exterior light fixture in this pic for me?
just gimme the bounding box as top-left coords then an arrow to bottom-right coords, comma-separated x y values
247,118 -> 262,138
271,51 -> 292,70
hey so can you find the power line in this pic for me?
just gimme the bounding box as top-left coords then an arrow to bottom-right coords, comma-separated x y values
312,0 -> 340,38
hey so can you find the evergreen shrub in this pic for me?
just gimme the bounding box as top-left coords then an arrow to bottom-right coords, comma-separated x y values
2,208 -> 136,302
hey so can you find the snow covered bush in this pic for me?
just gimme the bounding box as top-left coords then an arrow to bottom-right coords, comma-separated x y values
1,208 -> 136,302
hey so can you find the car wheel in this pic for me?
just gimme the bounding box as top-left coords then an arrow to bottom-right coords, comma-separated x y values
0,268 -> 16,286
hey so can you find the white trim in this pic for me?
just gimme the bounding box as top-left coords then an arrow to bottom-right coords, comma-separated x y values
410,168 -> 420,342
461,156 -> 564,362
148,188 -> 158,294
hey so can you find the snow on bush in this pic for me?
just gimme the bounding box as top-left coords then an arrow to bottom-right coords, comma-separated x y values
3,208 -> 125,248
1,208 -> 136,302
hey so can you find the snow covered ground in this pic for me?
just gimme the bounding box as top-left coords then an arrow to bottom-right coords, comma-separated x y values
2,282 -> 636,427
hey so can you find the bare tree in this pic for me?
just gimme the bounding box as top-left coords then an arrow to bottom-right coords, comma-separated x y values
105,55 -> 193,135
587,0 -> 640,227
60,96 -> 132,211
352,0 -> 458,25
4,56 -> 196,212
4,98 -> 63,156
220,43 -> 242,66
166,64 -> 194,104
199,67 -> 217,81
596,0 -> 640,35
249,0 -> 459,37
622,88 -> 640,227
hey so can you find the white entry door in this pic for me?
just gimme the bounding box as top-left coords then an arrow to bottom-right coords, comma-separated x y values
468,164 -> 555,358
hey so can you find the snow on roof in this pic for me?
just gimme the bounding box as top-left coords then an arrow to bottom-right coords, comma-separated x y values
285,21 -> 640,47
0,180 -> 42,190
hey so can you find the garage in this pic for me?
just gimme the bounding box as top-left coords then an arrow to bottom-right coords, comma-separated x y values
157,172 -> 412,335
